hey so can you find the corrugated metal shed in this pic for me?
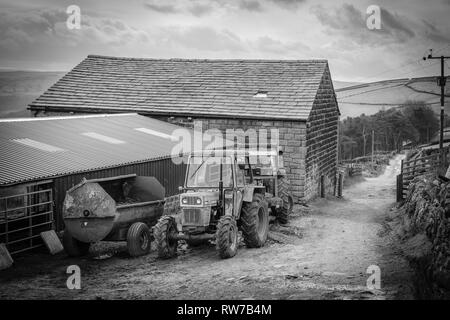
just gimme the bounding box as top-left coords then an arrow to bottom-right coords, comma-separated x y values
0,113 -> 187,186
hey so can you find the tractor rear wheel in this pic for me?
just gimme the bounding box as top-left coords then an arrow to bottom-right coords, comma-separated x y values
154,216 -> 178,259
216,215 -> 238,259
127,222 -> 152,257
278,176 -> 294,224
63,230 -> 90,257
240,193 -> 269,248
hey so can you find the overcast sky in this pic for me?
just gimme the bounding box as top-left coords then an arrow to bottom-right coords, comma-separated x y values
0,0 -> 449,82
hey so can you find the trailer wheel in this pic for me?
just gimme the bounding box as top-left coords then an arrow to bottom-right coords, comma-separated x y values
240,193 -> 269,248
127,222 -> 152,257
154,216 -> 178,259
277,176 -> 294,224
63,230 -> 90,257
216,215 -> 238,259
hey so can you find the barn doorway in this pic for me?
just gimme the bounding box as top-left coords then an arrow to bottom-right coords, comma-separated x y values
320,175 -> 325,198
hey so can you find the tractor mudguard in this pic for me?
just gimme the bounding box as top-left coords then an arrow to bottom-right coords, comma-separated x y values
277,168 -> 287,177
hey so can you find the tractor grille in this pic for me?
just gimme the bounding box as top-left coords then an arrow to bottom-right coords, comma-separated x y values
183,208 -> 202,224
182,207 -> 210,226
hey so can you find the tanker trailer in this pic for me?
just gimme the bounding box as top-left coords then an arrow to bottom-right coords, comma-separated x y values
62,174 -> 164,257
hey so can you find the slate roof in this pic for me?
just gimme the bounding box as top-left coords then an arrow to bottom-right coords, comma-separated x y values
29,55 -> 330,121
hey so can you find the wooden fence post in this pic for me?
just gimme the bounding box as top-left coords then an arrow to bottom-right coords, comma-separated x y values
396,174 -> 403,202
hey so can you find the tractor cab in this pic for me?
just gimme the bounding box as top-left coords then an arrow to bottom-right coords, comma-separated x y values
179,154 -> 252,233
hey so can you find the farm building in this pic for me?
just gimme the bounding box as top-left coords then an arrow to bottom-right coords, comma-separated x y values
29,55 -> 341,202
0,113 -> 189,254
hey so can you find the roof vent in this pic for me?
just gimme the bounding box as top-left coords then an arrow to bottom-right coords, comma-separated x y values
253,91 -> 268,98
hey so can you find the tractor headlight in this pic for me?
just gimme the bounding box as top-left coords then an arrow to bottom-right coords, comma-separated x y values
196,197 -> 202,205
181,197 -> 188,204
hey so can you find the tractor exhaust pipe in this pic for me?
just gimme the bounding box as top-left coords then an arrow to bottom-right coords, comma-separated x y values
218,159 -> 224,216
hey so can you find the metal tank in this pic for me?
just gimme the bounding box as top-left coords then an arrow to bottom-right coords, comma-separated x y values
62,174 -> 164,257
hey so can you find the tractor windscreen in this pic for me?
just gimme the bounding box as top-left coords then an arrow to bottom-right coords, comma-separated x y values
186,156 -> 233,188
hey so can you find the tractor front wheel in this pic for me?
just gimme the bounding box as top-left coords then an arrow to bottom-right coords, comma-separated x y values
216,215 -> 238,259
240,193 -> 269,248
154,216 -> 178,259
127,222 -> 152,257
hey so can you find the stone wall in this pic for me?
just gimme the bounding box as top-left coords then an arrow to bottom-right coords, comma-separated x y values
304,68 -> 339,200
400,176 -> 450,298
159,116 -> 308,202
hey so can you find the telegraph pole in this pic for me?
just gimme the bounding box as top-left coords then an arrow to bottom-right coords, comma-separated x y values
423,49 -> 450,165
371,130 -> 374,166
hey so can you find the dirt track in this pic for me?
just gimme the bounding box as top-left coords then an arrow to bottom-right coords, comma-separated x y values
0,156 -> 414,300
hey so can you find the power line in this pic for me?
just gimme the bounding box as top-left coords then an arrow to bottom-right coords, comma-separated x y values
338,101 -> 442,106
338,61 -> 441,100
338,82 -> 406,99
434,43 -> 450,55
395,59 -> 440,79
356,58 -> 423,83
353,43 -> 450,83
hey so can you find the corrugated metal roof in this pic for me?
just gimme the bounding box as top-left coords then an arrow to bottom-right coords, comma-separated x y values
29,55 -> 330,121
0,114 -> 191,186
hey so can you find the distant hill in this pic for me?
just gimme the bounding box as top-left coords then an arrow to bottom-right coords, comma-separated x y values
333,80 -> 364,90
0,71 -> 449,120
0,71 -> 65,118
336,77 -> 450,118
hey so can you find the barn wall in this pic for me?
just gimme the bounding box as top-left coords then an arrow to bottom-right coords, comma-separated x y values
304,67 -> 340,201
52,157 -> 186,231
155,116 -> 307,202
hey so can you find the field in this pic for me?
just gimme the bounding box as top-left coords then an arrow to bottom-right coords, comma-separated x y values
0,71 -> 64,118
336,77 -> 450,118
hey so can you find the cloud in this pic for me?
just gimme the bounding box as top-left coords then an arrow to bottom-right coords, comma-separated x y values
188,3 -> 214,17
162,26 -> 246,52
239,0 -> 263,12
253,36 -> 310,55
0,7 -> 151,70
421,19 -> 450,43
143,2 -> 178,14
143,0 -> 300,16
144,0 -> 216,17
310,4 -> 416,46
380,8 -> 415,39
269,0 -> 306,9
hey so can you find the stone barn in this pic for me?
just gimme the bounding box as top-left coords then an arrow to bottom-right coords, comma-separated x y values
29,55 -> 340,202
